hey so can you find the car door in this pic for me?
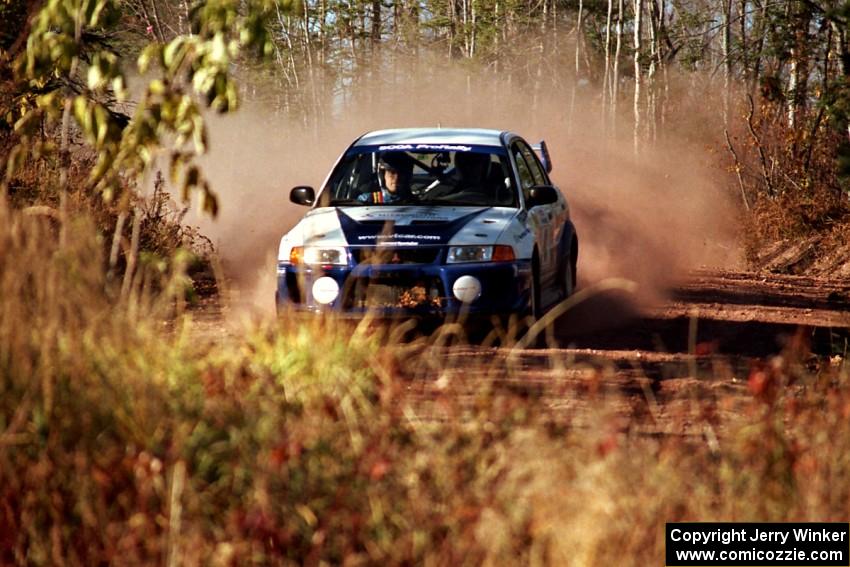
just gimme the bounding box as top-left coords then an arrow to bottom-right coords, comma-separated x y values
511,141 -> 558,292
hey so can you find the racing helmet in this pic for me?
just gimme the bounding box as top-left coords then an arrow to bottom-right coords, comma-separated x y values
377,152 -> 413,194
454,151 -> 490,185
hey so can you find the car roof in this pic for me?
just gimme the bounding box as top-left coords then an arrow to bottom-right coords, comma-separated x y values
353,128 -> 508,148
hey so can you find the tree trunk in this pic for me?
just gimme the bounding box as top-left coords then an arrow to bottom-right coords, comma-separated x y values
602,0 -> 613,130
469,0 -> 475,57
613,0 -> 624,133
371,0 -> 381,42
787,1 -> 812,129
653,0 -> 672,136
319,0 -> 326,65
448,0 -> 456,56
568,0 -> 583,136
575,0 -> 583,76
493,0 -> 500,70
148,0 -> 166,41
58,15 -> 83,248
633,0 -> 643,155
831,21 -> 849,78
722,0 -> 731,124
461,0 -> 469,56
739,0 -> 748,80
751,0 -> 768,90
647,0 -> 660,142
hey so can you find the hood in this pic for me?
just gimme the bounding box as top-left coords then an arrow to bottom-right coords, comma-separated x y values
278,206 -> 518,261
337,206 -> 518,247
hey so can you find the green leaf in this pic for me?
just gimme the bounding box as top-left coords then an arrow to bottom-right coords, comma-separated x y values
163,37 -> 184,70
87,63 -> 103,90
112,75 -> 126,101
148,79 -> 166,96
35,91 -> 58,110
209,32 -> 228,65
94,105 -> 109,146
192,114 -> 206,153
200,182 -> 218,217
90,151 -> 112,184
224,80 -> 238,112
137,43 -> 162,74
73,95 -> 89,133
88,0 -> 108,27
32,141 -> 57,159
182,165 -> 200,201
14,109 -> 41,136
191,67 -> 213,95
169,151 -> 186,184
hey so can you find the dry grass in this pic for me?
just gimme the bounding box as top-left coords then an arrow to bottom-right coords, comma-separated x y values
2,198 -> 850,566
1,136 -> 215,301
725,96 -> 850,267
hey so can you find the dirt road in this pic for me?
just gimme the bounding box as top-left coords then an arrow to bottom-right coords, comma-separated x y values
193,269 -> 850,434
395,269 -> 850,434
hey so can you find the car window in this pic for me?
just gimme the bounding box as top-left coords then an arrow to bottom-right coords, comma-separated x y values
518,142 -> 548,186
320,146 -> 517,207
513,148 -> 536,192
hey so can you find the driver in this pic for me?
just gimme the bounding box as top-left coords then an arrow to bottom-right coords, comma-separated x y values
358,152 -> 413,204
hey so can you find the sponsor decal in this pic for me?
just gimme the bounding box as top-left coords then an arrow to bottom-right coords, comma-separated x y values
378,144 -> 473,152
513,228 -> 531,243
337,208 -> 487,246
357,234 -> 441,242
362,211 -> 450,221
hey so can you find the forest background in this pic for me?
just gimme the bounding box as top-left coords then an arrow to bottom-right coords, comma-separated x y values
2,0 -> 850,273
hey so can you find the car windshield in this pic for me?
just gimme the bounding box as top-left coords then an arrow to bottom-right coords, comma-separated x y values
319,145 -> 517,207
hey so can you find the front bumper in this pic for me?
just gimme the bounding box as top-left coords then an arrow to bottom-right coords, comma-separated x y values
276,259 -> 533,317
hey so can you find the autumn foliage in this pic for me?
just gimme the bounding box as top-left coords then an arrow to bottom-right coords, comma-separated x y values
2,199 -> 850,565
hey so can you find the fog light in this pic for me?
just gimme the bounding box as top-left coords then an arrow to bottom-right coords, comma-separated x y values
312,276 -> 340,305
452,275 -> 481,303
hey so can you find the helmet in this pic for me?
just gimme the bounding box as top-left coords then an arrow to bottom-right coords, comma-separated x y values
378,152 -> 412,175
377,152 -> 413,194
454,152 -> 490,184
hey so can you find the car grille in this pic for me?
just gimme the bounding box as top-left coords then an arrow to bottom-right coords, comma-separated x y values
343,275 -> 445,310
351,247 -> 441,265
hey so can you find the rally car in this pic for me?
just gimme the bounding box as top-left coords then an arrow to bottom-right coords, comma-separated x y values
276,128 -> 578,318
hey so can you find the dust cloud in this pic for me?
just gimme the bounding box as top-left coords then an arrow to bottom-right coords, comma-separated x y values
191,52 -> 742,314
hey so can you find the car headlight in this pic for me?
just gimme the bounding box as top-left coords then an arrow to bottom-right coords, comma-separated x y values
446,245 -> 515,263
289,246 -> 348,265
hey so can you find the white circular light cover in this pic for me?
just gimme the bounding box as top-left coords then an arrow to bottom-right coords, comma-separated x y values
452,275 -> 482,303
312,276 -> 340,305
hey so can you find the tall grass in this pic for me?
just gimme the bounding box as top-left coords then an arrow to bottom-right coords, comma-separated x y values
1,198 -> 850,565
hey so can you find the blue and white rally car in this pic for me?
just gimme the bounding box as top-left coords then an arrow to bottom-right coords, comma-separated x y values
277,128 -> 578,318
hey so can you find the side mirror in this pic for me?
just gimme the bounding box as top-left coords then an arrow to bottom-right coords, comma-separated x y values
290,186 -> 315,206
526,185 -> 558,208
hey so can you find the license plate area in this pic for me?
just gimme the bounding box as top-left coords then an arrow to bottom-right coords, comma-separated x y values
352,247 -> 441,265
344,276 -> 445,310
